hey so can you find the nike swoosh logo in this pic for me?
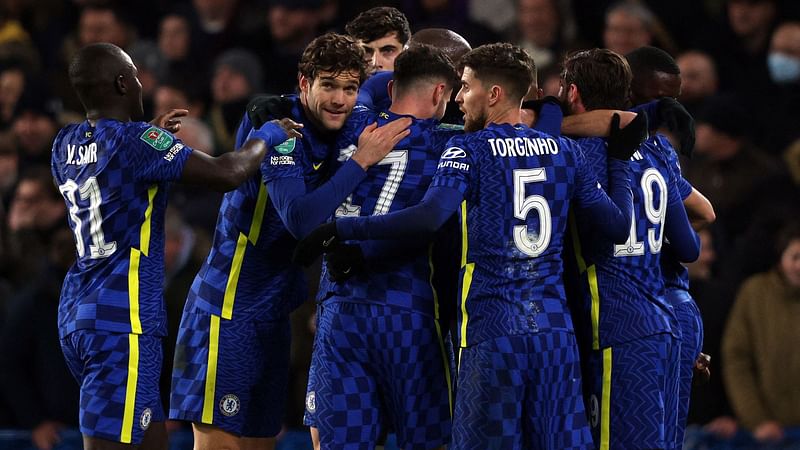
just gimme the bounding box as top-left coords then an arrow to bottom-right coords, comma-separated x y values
313,162 -> 324,170
322,236 -> 336,247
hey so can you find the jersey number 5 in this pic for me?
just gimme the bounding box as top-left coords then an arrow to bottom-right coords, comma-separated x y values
513,168 -> 552,257
59,177 -> 117,259
614,168 -> 667,257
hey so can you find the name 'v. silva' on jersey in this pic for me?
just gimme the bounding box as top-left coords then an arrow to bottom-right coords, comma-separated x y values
51,119 -> 193,338
430,123 -> 628,347
317,109 -> 463,317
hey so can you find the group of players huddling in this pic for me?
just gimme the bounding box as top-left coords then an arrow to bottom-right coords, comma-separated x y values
51,5 -> 715,450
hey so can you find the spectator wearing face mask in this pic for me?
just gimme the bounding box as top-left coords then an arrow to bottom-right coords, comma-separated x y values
761,21 -> 800,155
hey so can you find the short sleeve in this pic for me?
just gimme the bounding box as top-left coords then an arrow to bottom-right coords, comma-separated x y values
127,123 -> 193,182
430,134 -> 476,198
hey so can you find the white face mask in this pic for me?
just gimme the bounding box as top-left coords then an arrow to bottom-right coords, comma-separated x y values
768,52 -> 800,85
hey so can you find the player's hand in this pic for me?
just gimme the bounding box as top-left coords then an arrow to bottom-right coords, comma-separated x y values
293,222 -> 339,266
31,420 -> 63,450
693,352 -> 711,384
521,96 -> 562,127
247,94 -> 294,128
150,108 -> 188,133
606,112 -> 648,160
248,118 -> 303,144
704,416 -> 738,440
657,97 -> 695,157
753,421 -> 785,443
351,117 -> 412,170
327,244 -> 365,281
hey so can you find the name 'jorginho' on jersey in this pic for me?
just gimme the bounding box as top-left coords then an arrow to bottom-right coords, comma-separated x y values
430,123 -> 622,347
51,119 -> 192,338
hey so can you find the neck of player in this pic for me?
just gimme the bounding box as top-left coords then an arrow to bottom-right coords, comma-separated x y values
488,102 -> 523,127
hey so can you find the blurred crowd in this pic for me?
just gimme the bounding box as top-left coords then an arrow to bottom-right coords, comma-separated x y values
0,0 -> 798,448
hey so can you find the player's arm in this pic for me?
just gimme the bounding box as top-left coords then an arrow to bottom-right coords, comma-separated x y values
632,98 -> 695,156
561,109 -> 637,137
573,113 -> 648,243
293,186 -> 463,265
180,118 -> 302,192
356,71 -> 393,111
269,118 -> 412,239
521,96 -> 563,135
684,187 -> 715,230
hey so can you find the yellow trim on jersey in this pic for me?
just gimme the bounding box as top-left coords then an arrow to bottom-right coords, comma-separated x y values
600,347 -> 613,450
569,210 -> 601,350
222,233 -> 248,320
140,185 -> 158,257
458,200 -> 472,348
120,334 -> 140,444
459,263 -> 474,348
201,315 -> 221,424
428,245 -> 454,416
220,185 -> 267,320
588,265 -> 601,350
248,184 -> 268,244
128,249 -> 142,334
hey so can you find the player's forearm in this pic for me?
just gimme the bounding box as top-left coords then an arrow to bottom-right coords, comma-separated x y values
561,110 -> 635,137
684,188 -> 716,231
664,200 -> 701,262
180,138 -> 266,191
583,159 -> 633,244
337,186 -> 462,240
269,159 -> 367,239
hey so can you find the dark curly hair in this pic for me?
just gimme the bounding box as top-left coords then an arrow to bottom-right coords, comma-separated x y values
298,33 -> 367,85
562,48 -> 632,111
393,43 -> 460,96
459,43 -> 536,102
345,7 -> 411,44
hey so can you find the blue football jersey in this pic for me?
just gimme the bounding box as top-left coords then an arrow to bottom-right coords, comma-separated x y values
317,110 -> 462,317
185,96 -> 337,320
51,119 -> 193,338
430,123 -> 619,347
655,135 -> 694,292
569,135 -> 684,349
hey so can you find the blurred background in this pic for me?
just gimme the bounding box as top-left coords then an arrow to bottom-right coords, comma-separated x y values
0,0 -> 799,449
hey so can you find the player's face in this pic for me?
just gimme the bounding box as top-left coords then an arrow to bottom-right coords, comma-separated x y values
121,52 -> 144,120
361,32 -> 404,73
455,67 -> 489,132
631,72 -> 681,105
779,239 -> 800,288
300,70 -> 360,132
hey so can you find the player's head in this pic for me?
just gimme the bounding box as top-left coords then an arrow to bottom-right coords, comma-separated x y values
456,43 -> 536,132
391,43 -> 460,120
69,42 -> 144,120
558,48 -> 632,114
297,33 -> 367,132
626,46 -> 681,105
345,7 -> 411,73
409,28 -> 472,69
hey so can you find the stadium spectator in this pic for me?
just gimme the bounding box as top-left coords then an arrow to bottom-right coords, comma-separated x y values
676,50 -> 718,117
401,0 -> 502,46
153,74 -> 207,120
0,64 -> 26,129
722,221 -> 800,444
11,83 -> 59,171
684,95 -> 782,246
512,0 -> 566,70
208,48 -> 263,154
761,21 -> 800,155
603,2 -> 654,56
345,6 -> 411,73
245,0 -> 325,95
0,132 -> 17,204
158,12 -> 192,69
0,225 -> 79,450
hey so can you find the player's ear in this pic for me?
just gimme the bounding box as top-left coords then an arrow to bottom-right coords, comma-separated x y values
299,75 -> 311,95
115,74 -> 127,95
567,83 -> 580,106
488,84 -> 502,106
387,79 -> 395,102
432,83 -> 446,107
